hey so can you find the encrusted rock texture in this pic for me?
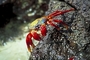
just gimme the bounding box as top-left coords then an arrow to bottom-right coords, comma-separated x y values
29,0 -> 90,60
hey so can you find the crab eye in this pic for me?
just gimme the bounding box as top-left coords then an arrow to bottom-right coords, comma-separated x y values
41,18 -> 46,23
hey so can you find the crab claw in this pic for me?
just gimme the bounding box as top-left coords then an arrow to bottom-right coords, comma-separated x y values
40,24 -> 47,36
26,33 -> 35,52
31,31 -> 41,41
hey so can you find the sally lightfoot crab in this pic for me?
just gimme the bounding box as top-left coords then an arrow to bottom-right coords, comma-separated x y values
26,8 -> 75,52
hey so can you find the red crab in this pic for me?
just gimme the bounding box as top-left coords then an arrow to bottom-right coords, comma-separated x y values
26,8 -> 75,52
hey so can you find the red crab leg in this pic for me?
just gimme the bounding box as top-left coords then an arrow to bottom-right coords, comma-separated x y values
48,8 -> 74,18
26,33 -> 35,52
31,31 -> 41,41
53,19 -> 68,29
47,20 -> 60,30
40,24 -> 47,36
69,56 -> 74,60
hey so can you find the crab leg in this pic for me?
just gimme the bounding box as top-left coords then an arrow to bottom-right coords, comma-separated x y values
26,33 -> 35,52
47,20 -> 60,30
31,31 -> 41,41
53,19 -> 68,29
48,8 -> 74,18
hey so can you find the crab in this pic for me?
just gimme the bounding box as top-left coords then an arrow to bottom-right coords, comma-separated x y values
26,8 -> 75,52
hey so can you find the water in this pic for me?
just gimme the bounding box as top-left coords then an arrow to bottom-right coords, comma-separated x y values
0,33 -> 30,60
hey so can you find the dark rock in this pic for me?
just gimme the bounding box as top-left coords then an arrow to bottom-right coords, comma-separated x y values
29,0 -> 90,60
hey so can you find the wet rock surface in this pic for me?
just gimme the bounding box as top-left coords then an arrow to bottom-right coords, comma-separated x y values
30,0 -> 90,60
